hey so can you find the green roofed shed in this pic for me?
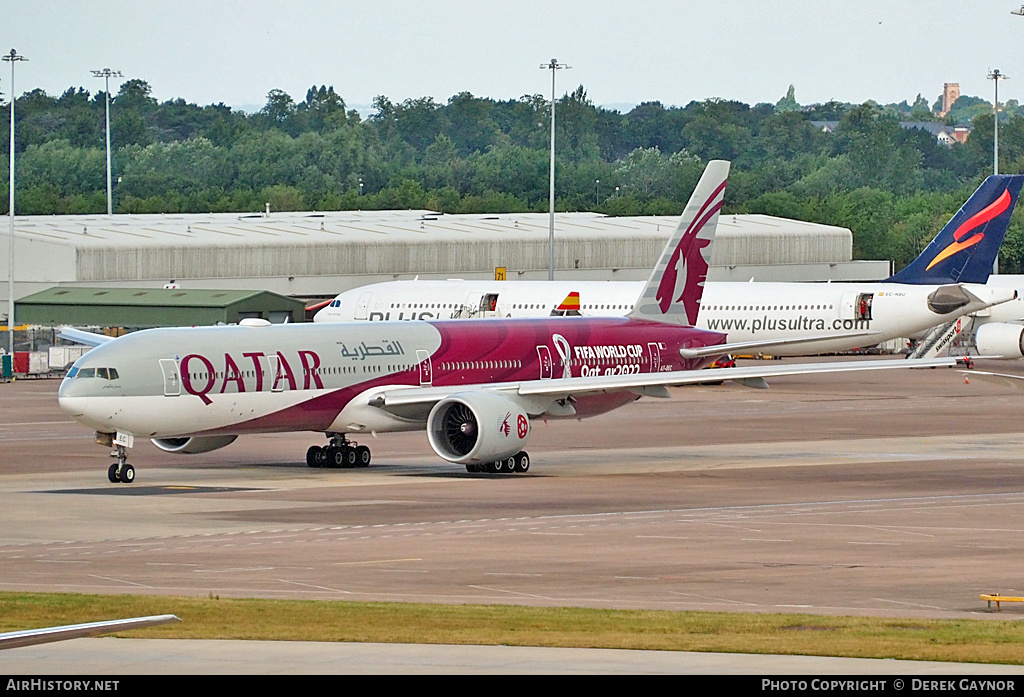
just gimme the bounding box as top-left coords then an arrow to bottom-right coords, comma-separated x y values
16,287 -> 307,327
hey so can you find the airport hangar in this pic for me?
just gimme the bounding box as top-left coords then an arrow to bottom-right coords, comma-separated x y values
1,209 -> 888,323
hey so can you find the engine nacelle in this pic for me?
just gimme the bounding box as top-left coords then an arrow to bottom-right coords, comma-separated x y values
427,392 -> 530,464
974,322 -> 1024,359
151,435 -> 238,454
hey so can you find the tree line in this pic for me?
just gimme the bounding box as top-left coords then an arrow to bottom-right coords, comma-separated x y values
2,79 -> 1024,272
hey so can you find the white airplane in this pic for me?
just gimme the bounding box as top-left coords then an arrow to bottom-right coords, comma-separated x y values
314,175 -> 1024,357
57,161 -> 957,484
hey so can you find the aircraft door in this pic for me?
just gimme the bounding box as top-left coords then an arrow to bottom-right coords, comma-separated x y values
840,292 -> 873,320
648,343 -> 662,373
537,345 -> 553,379
479,293 -> 499,318
269,355 -> 284,392
855,293 -> 873,320
416,349 -> 432,386
840,292 -> 856,319
354,291 -> 373,320
159,359 -> 180,396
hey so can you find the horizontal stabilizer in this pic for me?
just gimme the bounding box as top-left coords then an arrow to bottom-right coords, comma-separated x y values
58,327 -> 114,347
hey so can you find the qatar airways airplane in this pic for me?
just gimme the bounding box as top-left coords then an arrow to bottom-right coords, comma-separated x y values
58,161 -> 956,484
314,175 -> 1024,357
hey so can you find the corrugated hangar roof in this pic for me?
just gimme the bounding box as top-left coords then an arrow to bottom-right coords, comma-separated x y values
10,209 -> 848,252
3,210 -> 884,306
7,210 -> 851,280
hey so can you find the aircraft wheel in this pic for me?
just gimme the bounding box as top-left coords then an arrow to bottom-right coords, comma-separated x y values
504,456 -> 516,472
306,446 -> 321,468
356,446 -> 371,467
515,452 -> 530,473
108,464 -> 120,483
465,464 -> 478,473
345,448 -> 358,468
119,464 -> 135,484
314,447 -> 328,468
330,447 -> 346,468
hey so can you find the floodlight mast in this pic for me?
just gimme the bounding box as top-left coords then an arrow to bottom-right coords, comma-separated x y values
3,49 -> 26,357
988,69 -> 1008,176
92,68 -> 122,216
987,69 -> 1009,274
540,58 -> 568,281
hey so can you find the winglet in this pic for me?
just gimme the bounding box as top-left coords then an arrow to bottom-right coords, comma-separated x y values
886,174 -> 1024,284
629,159 -> 729,325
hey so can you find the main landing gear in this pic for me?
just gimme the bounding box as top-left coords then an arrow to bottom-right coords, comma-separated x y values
107,444 -> 136,484
306,434 -> 371,469
465,451 -> 530,474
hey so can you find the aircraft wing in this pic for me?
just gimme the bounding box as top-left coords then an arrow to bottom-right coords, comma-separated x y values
678,331 -> 881,359
960,369 -> 1024,389
57,327 -> 114,347
0,615 -> 180,650
372,357 -> 957,417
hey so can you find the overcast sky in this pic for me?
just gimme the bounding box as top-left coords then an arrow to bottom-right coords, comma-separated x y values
3,1 -> 1024,114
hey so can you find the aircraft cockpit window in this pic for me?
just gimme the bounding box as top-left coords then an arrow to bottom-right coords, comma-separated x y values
70,367 -> 119,379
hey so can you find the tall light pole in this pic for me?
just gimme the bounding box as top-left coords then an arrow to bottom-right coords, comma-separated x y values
3,49 -> 26,356
988,69 -> 1008,176
92,68 -> 122,215
988,68 -> 1009,274
540,58 -> 568,280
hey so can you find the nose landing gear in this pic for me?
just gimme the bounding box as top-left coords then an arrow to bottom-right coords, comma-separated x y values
107,444 -> 136,484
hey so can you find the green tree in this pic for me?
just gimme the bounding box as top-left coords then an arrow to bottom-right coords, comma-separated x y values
775,85 -> 799,112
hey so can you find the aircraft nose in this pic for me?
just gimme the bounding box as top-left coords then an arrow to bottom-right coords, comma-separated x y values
58,395 -> 87,419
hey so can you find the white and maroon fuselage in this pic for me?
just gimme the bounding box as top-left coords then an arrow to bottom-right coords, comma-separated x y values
58,317 -> 725,440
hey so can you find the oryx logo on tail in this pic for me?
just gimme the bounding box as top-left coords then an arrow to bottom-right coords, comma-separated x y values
629,160 -> 730,326
656,180 -> 725,316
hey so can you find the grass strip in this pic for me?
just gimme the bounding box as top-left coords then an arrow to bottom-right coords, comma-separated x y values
1,592 -> 1023,665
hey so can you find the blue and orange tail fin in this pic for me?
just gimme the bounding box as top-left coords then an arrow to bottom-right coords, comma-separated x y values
885,174 -> 1024,284
629,159 -> 729,325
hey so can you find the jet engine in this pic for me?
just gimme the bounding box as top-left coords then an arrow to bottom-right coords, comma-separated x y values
974,323 -> 1024,359
151,435 -> 239,454
427,392 -> 530,464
